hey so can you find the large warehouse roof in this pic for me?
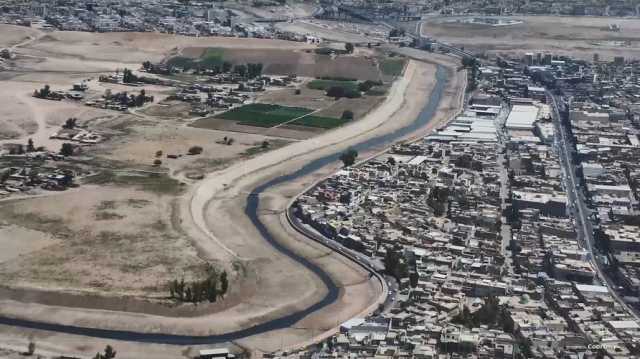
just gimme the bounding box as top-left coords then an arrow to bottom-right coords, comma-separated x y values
506,105 -> 539,130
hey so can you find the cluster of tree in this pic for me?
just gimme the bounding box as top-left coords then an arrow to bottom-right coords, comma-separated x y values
24,138 -> 44,153
389,28 -> 406,38
461,56 -> 479,92
62,117 -> 79,129
452,296 -> 514,332
384,247 -> 408,281
188,145 -> 203,155
232,63 -> 264,79
168,267 -> 229,304
454,154 -> 483,171
159,56 -> 265,79
357,80 -> 382,93
345,42 -> 354,54
93,345 -> 117,359
104,89 -> 153,107
427,186 -> 450,216
341,110 -> 354,120
33,84 -> 63,100
122,68 -> 138,83
339,148 -> 358,167
326,85 -> 361,99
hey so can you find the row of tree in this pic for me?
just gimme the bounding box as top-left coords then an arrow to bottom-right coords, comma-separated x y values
168,267 -> 229,304
104,89 -> 153,107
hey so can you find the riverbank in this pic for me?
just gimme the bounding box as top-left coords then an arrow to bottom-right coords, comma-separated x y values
0,53 -> 464,357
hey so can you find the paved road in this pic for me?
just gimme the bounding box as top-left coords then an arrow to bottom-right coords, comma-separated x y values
548,92 -> 640,320
494,103 -> 513,276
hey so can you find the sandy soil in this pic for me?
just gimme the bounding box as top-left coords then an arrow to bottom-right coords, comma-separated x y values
179,47 -> 382,80
422,15 -> 640,60
0,80 -> 115,150
0,55 -> 464,355
276,20 -> 387,43
97,123 -> 293,178
0,24 -> 466,356
22,31 -> 315,65
0,25 -> 41,48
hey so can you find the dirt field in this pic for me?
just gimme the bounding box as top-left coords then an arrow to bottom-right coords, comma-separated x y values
0,25 -> 40,48
0,24 -> 467,356
179,47 -> 382,80
422,15 -> 640,60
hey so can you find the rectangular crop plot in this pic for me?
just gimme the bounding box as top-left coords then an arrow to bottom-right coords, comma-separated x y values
307,79 -> 359,92
215,103 -> 313,127
380,58 -> 406,76
290,115 -> 350,129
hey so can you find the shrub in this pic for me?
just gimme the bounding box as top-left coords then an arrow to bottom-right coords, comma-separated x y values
341,110 -> 354,120
188,146 -> 203,155
327,86 -> 361,99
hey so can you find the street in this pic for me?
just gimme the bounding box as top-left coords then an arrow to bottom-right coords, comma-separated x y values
548,91 -> 640,320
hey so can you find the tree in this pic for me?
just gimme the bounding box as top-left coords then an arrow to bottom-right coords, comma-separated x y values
327,86 -> 360,99
247,63 -> 264,78
188,146 -> 203,155
222,61 -> 232,73
153,159 -> 162,166
294,89 -> 301,95
341,110 -> 354,120
122,68 -> 136,83
27,341 -> 36,356
142,61 -> 152,70
93,345 -> 116,359
345,42 -> 354,54
60,143 -> 74,156
233,64 -> 247,77
387,156 -> 396,166
220,270 -> 228,296
42,84 -> 50,97
261,140 -> 270,149
63,117 -> 78,129
340,148 -> 358,167
461,56 -> 477,69
26,138 -> 35,152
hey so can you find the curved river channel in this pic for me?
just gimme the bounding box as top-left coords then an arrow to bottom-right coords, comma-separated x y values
0,65 -> 448,344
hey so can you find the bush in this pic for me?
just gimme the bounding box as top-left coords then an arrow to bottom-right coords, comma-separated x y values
188,146 -> 203,155
341,110 -> 354,120
340,148 -> 358,167
358,80 -> 383,92
59,143 -> 74,156
153,159 -> 162,166
294,89 -> 301,95
327,86 -> 361,99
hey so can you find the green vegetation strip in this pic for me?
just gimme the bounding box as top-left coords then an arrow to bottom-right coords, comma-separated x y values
380,58 -> 406,76
291,116 -> 350,129
307,79 -> 359,92
166,47 -> 225,71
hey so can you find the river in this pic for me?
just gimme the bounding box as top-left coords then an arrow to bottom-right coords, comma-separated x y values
0,64 -> 449,344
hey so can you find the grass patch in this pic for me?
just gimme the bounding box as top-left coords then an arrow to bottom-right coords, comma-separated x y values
95,211 -> 125,221
200,47 -> 225,68
214,103 -> 313,127
290,115 -> 349,129
84,171 -> 183,195
166,47 -> 225,71
307,79 -> 358,92
380,58 -> 406,76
